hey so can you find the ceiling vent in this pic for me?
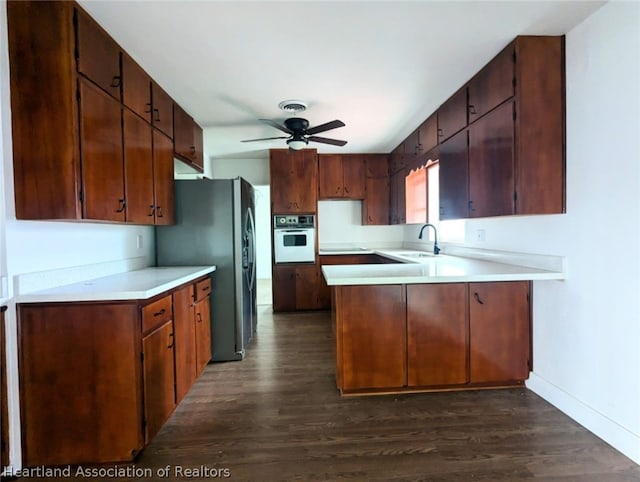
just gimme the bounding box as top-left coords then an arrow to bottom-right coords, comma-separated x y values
278,100 -> 307,114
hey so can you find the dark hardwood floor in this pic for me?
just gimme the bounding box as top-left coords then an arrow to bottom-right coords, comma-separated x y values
19,306 -> 640,481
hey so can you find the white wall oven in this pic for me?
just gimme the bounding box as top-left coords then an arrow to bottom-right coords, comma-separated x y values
273,215 -> 315,264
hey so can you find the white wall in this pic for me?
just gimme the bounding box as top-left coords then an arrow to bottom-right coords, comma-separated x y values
254,185 -> 272,279
318,200 -> 405,247
404,2 -> 640,463
0,2 -> 155,470
209,157 -> 269,186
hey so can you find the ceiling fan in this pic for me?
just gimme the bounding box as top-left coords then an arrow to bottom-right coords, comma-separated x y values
241,117 -> 347,150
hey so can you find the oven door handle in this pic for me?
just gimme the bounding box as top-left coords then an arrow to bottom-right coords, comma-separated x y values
281,229 -> 307,233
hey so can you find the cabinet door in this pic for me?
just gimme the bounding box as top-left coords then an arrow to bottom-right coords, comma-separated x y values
342,155 -> 365,199
469,281 -> 530,383
389,169 -> 406,224
438,88 -> 467,142
122,54 -> 151,122
438,129 -> 469,220
123,109 -> 155,224
389,142 -> 405,174
272,265 -> 296,312
468,44 -> 514,123
195,297 -> 212,375
142,320 -> 176,444
407,284 -> 468,387
337,285 -> 406,390
76,8 -> 121,100
79,79 -> 125,222
364,154 -> 389,178
418,114 -> 438,155
173,285 -> 197,403
151,82 -> 173,139
468,101 -> 515,218
19,303 -> 142,466
153,130 -> 176,225
173,103 -> 194,160
295,265 -> 321,310
270,149 -> 318,213
318,154 -> 343,198
363,176 -> 389,225
192,122 -> 204,171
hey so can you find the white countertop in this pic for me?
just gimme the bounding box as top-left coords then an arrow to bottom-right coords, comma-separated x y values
16,266 -> 216,303
322,249 -> 564,285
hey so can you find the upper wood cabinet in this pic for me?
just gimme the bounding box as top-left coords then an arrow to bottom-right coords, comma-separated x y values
389,169 -> 406,225
389,142 -> 405,174
122,54 -> 152,122
79,79 -> 126,222
318,154 -> 365,199
269,149 -> 318,213
76,7 -> 121,101
152,82 -> 174,139
364,154 -> 389,178
438,130 -> 469,220
174,103 -> 204,172
417,114 -> 438,156
403,128 -> 420,166
363,176 -> 389,226
6,1 -> 200,223
437,87 -> 467,143
152,130 -> 176,225
468,43 -> 515,123
468,101 -> 515,218
123,109 -> 155,224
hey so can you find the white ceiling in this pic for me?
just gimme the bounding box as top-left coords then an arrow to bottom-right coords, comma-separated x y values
78,0 -> 605,160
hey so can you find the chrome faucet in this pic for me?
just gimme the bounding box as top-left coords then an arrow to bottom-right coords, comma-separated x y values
418,223 -> 440,255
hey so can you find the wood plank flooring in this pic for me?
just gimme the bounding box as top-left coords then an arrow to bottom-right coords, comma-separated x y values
18,306 -> 640,481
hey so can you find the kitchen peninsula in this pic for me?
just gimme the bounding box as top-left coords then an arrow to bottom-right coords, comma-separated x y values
322,249 -> 564,395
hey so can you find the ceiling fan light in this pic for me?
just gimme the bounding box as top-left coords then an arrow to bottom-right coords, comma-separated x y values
287,138 -> 308,150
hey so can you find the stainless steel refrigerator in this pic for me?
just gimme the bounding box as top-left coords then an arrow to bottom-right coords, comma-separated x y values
155,177 -> 256,361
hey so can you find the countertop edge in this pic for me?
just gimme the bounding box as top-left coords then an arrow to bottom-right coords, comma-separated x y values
15,266 -> 217,304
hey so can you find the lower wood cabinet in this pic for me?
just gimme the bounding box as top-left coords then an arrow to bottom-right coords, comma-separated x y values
17,276 -> 212,467
272,264 -> 323,312
407,283 -> 468,387
142,319 -> 176,444
334,281 -> 531,394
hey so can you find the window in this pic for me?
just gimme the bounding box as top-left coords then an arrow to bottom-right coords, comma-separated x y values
405,166 -> 427,224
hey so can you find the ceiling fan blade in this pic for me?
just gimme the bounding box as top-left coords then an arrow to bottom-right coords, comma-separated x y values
259,118 -> 293,134
241,136 -> 289,143
308,136 -> 347,147
305,120 -> 345,136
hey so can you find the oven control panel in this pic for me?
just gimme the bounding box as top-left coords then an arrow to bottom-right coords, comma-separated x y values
274,215 -> 315,229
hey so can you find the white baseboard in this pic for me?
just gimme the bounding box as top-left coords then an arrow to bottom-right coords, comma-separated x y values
526,372 -> 640,465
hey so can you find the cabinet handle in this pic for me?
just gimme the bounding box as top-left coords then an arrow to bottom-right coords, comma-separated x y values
469,105 -> 477,115
190,146 -> 196,155
148,205 -> 155,217
157,206 -> 164,218
167,332 -> 174,349
294,202 -> 300,209
110,76 -> 121,88
201,285 -> 210,292
437,128 -> 444,137
115,199 -> 126,213
468,200 -> 475,212
144,102 -> 152,113
439,206 -> 445,215
473,292 -> 484,305
153,108 -> 160,122
154,308 -> 166,317
196,312 -> 203,323
344,186 -> 349,194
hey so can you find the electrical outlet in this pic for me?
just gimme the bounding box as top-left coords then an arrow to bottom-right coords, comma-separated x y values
136,234 -> 143,249
475,229 -> 486,243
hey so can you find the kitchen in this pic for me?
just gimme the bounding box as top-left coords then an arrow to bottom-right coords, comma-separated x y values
1,0 -> 639,479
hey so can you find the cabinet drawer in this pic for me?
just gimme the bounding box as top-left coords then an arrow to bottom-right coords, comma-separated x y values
142,295 -> 172,333
194,278 -> 212,302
